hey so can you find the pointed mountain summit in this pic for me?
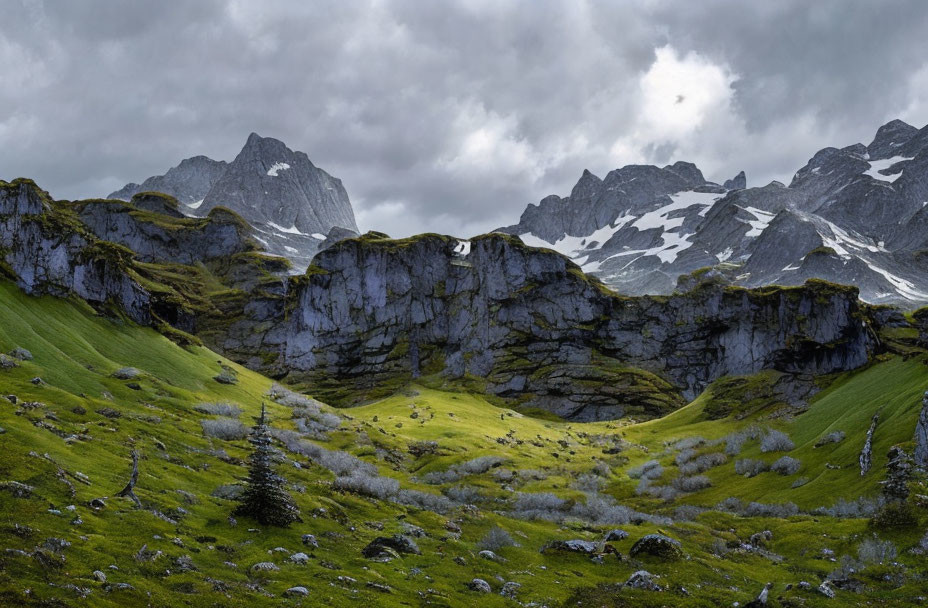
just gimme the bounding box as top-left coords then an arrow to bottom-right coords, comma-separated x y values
108,133 -> 359,271
108,156 -> 228,204
723,171 -> 746,190
200,133 -> 358,238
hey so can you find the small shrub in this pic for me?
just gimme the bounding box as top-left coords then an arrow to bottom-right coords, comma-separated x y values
213,369 -> 238,385
443,485 -> 484,504
200,418 -> 247,440
573,474 -> 604,493
869,501 -> 918,529
815,430 -> 846,447
723,426 -> 762,455
771,456 -> 801,476
421,456 -> 504,484
674,505 -> 706,521
735,458 -> 769,477
679,452 -> 727,475
815,496 -> 884,518
478,526 -> 517,551
194,402 -> 242,418
742,501 -> 799,518
628,460 -> 663,480
333,472 -> 399,499
392,489 -> 453,513
675,449 -> 698,466
760,430 -> 794,453
857,535 -> 897,564
671,475 -> 711,492
673,436 -> 706,451
493,468 -> 515,483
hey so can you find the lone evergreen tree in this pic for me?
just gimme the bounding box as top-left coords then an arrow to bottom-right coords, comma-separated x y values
234,403 -> 301,526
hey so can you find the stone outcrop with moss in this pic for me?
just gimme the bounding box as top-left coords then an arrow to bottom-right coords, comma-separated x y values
226,232 -> 877,420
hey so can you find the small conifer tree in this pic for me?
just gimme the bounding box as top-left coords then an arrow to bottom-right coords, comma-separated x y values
234,403 -> 301,526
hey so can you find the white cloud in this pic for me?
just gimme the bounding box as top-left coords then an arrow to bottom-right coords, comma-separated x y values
609,45 -> 739,166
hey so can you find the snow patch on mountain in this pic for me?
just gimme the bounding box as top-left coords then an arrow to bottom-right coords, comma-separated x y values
863,155 -> 912,183
267,162 -> 291,177
268,221 -> 305,236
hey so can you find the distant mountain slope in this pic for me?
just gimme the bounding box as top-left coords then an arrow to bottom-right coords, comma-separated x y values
499,119 -> 928,306
108,134 -> 359,271
107,155 -> 228,205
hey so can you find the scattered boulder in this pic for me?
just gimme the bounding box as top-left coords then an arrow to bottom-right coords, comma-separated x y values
629,534 -> 683,561
541,539 -> 599,554
111,367 -> 140,380
361,535 -> 420,560
468,578 -> 492,593
284,586 -> 309,597
9,347 -> 32,361
251,561 -> 279,572
500,581 -> 521,599
478,550 -> 502,561
301,534 -> 318,548
744,582 -> 773,607
624,570 -> 662,591
0,354 -> 18,370
92,570 -> 106,583
30,377 -> 43,385
174,555 -> 197,572
6,395 -> 16,404
0,481 -> 35,498
290,552 -> 309,565
818,580 -> 836,599
604,529 -> 629,542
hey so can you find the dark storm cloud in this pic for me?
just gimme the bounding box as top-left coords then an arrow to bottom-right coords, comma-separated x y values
2,0 -> 928,237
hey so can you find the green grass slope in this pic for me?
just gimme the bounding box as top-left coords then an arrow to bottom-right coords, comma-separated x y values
1,280 -> 926,607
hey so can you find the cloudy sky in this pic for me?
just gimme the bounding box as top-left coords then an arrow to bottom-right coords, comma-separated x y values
3,0 -> 928,237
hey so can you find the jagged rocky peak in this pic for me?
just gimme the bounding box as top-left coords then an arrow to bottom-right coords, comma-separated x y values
200,132 -> 358,236
108,155 -> 228,205
662,161 -> 705,186
867,118 -> 918,159
723,170 -> 746,190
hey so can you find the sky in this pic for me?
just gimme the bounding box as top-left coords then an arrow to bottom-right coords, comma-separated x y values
3,0 -> 928,238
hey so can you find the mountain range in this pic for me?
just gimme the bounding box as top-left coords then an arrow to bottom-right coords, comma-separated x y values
499,119 -> 928,306
3,119 -> 928,606
108,133 -> 359,271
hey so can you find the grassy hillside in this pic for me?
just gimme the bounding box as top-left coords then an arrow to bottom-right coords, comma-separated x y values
1,280 -> 926,607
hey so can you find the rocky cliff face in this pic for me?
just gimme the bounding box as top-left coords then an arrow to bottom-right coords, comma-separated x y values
0,178 -> 884,422
78,192 -> 258,265
215,232 -> 876,420
1,179 -> 152,324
